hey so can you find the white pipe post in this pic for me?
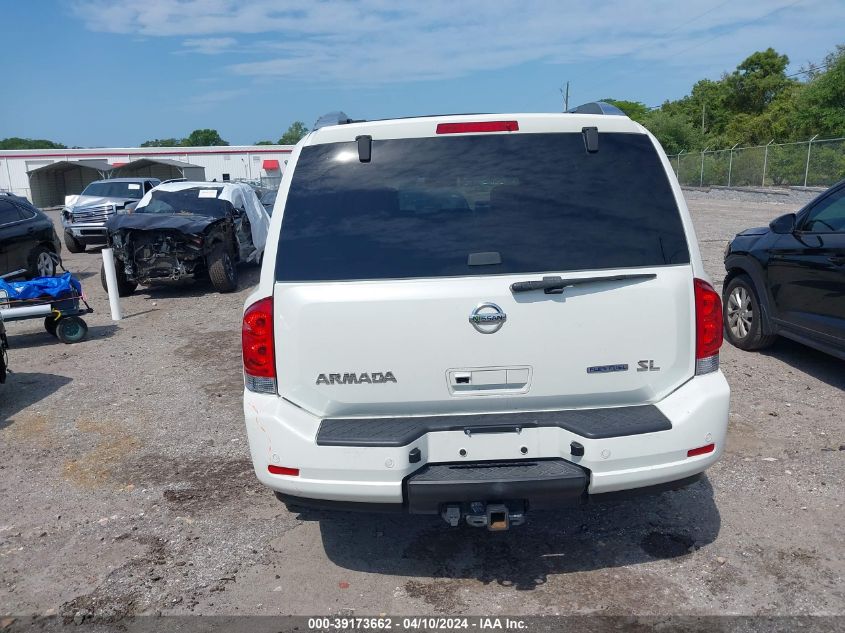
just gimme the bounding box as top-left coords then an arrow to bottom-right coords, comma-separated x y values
101,248 -> 122,321
762,140 -> 774,187
727,142 -> 740,187
700,147 -> 709,187
804,134 -> 819,188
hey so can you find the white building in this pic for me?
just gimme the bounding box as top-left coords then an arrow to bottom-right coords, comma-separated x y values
0,144 -> 294,207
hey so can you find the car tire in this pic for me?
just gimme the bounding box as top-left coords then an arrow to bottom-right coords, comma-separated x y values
64,231 -> 86,254
27,246 -> 57,278
208,245 -> 238,293
100,260 -> 138,297
723,275 -> 777,351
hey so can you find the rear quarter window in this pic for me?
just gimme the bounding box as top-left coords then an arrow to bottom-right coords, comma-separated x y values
275,132 -> 689,281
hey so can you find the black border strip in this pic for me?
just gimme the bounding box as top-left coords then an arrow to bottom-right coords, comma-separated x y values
316,405 -> 672,447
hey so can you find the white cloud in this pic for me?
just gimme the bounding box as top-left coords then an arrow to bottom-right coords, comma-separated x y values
188,88 -> 247,105
71,0 -> 844,84
182,37 -> 237,55
180,87 -> 248,112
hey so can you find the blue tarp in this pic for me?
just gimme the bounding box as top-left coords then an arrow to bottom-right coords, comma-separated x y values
0,273 -> 81,301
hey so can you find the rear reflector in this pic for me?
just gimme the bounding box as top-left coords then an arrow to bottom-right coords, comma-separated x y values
694,278 -> 723,375
436,121 -> 519,134
687,443 -> 715,457
268,465 -> 300,476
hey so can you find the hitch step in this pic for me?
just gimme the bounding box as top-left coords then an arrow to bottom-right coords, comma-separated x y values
408,458 -> 588,515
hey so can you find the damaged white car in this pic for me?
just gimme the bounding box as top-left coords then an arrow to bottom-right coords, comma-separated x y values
101,181 -> 269,295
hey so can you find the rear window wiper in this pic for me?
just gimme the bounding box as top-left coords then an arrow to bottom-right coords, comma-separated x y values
510,273 -> 656,294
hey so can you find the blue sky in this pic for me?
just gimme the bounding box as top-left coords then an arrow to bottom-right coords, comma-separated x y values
1,0 -> 842,147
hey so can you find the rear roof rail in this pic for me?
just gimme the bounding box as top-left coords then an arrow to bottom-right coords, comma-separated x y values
567,101 -> 626,116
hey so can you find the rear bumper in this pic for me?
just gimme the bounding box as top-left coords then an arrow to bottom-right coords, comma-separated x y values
244,371 -> 729,508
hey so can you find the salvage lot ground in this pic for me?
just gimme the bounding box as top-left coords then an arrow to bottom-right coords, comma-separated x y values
0,194 -> 842,622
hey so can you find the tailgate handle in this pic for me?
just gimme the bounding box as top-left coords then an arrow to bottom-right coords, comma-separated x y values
464,425 -> 522,436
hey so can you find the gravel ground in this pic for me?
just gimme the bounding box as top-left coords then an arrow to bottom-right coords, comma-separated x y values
0,195 -> 842,626
682,186 -> 821,207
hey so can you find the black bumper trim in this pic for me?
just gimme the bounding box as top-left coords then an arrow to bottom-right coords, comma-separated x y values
316,405 -> 672,447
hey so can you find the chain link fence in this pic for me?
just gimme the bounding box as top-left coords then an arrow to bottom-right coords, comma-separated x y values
668,137 -> 845,188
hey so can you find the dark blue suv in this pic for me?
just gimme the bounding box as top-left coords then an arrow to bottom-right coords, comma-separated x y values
723,180 -> 845,360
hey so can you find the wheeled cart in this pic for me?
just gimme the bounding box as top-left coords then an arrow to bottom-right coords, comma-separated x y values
0,273 -> 93,344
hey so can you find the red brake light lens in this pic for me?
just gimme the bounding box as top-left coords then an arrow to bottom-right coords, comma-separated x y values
436,121 -> 519,134
694,278 -> 723,364
242,297 -> 275,384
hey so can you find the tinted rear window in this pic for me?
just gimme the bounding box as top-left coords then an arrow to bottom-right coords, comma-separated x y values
276,132 -> 689,281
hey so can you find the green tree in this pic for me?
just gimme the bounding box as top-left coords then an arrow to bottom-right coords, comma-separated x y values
792,45 -> 845,138
639,110 -> 703,155
724,48 -> 793,114
184,129 -> 229,147
140,138 -> 183,147
278,121 -> 309,145
601,99 -> 650,122
671,78 -> 731,139
254,140 -> 275,145
0,137 -> 67,149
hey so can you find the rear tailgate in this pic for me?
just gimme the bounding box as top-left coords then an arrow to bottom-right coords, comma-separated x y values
274,266 -> 693,418
271,123 -> 695,420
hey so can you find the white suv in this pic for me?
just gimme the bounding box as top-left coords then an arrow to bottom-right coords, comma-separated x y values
242,106 -> 730,530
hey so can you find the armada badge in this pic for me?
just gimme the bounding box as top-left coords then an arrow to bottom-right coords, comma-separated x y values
316,372 -> 397,385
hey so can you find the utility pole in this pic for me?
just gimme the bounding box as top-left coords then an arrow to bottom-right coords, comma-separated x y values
561,81 -> 570,112
701,103 -> 706,134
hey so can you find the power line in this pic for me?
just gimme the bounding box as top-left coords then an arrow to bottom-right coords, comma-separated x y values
664,0 -> 804,59
588,0 -> 736,76
565,0 -> 736,103
786,62 -> 831,78
576,0 -> 805,104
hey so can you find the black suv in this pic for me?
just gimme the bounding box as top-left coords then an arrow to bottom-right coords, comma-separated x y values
0,193 -> 62,278
723,179 -> 845,359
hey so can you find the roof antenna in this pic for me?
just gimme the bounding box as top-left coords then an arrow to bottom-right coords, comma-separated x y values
356,135 -> 372,163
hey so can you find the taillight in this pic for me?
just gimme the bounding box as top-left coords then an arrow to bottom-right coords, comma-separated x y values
694,278 -> 723,375
436,121 -> 519,134
242,297 -> 276,393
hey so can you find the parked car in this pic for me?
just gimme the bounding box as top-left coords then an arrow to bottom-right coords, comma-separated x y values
259,189 -> 277,215
101,181 -> 269,295
62,178 -> 160,253
0,195 -> 62,278
241,107 -> 730,530
723,179 -> 845,360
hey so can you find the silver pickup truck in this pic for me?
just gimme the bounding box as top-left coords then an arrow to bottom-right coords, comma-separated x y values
61,178 -> 160,252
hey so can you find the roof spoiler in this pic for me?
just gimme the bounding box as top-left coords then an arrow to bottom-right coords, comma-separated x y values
566,101 -> 626,116
313,111 -> 367,130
